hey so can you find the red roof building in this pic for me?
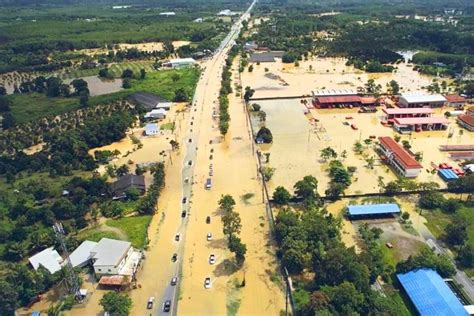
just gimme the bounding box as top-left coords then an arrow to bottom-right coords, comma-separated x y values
382,107 -> 433,123
467,106 -> 474,116
444,94 -> 466,108
458,114 -> 474,132
393,116 -> 449,133
378,137 -> 422,178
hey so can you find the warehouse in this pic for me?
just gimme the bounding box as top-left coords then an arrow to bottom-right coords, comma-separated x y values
393,117 -> 449,133
399,93 -> 446,108
458,114 -> 474,132
397,269 -> 468,316
382,107 -> 433,124
346,203 -> 400,219
163,58 -> 196,68
311,89 -> 376,108
378,136 -> 423,177
444,94 -> 467,108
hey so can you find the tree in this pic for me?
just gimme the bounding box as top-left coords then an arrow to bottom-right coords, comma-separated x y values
140,68 -> 146,79
222,209 -> 241,243
248,65 -> 254,72
388,80 -> 400,95
384,181 -> 402,195
243,86 -> 255,103
98,68 -> 109,78
261,166 -> 275,181
457,243 -> 474,268
71,78 -> 89,95
256,127 -> 273,143
397,246 -> 455,277
419,191 -> 445,209
444,216 -> 468,246
322,282 -> 365,315
173,88 -> 188,102
353,141 -> 364,154
99,292 -> 132,316
0,96 -> 12,112
79,90 -> 89,108
218,194 -> 236,213
122,78 -> 132,89
126,187 -> 140,201
121,69 -> 134,78
251,103 -> 261,111
0,280 -> 18,316
320,147 -> 337,161
229,236 -> 247,266
171,73 -> 180,82
273,186 -> 291,205
0,86 -> 6,96
294,175 -> 318,201
401,212 -> 410,221
116,164 -> 130,177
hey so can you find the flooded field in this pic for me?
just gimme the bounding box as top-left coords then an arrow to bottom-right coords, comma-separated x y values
242,57 -> 447,99
252,99 -> 471,195
64,76 -> 123,96
78,40 -> 191,56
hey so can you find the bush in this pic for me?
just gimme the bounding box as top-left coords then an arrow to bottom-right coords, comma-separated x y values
256,127 -> 273,143
419,191 -> 445,209
273,186 -> 291,205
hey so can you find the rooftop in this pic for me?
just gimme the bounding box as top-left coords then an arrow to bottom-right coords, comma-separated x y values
383,107 -> 434,115
347,203 -> 400,216
397,269 -> 468,316
91,238 -> 131,267
316,95 -> 361,104
111,174 -> 146,196
393,117 -> 449,125
379,137 -> 423,169
129,92 -> 168,111
444,94 -> 466,103
458,114 -> 474,127
312,89 -> 357,96
400,93 -> 446,104
69,240 -> 98,268
168,58 -> 196,64
29,247 -> 63,274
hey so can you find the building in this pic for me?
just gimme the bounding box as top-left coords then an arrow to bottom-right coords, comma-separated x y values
155,102 -> 173,110
159,12 -> 176,17
397,269 -> 469,316
382,107 -> 434,124
458,114 -> 474,131
393,117 -> 449,133
111,174 -> 146,199
69,240 -> 98,268
90,238 -> 141,276
193,18 -> 203,23
163,58 -> 196,69
144,123 -> 160,136
467,106 -> 474,116
438,168 -> 459,182
444,94 -> 466,108
218,9 -> 238,16
378,137 -> 423,177
347,203 -> 400,219
399,93 -> 447,108
29,247 -> 63,274
144,108 -> 167,120
129,92 -> 169,111
311,89 -> 376,108
249,51 -> 284,63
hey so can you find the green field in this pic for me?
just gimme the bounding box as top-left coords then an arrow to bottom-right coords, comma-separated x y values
8,66 -> 200,124
58,61 -> 156,80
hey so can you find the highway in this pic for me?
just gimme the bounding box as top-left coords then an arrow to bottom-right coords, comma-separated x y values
157,1 -> 257,315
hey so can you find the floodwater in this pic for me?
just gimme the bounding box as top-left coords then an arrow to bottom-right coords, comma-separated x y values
252,99 -> 472,196
64,76 -> 123,96
242,56 -> 446,99
78,41 -> 191,56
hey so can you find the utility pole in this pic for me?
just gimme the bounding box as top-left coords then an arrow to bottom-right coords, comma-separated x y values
53,222 -> 82,301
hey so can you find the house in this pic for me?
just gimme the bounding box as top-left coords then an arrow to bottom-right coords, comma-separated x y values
159,12 -> 176,17
347,203 -> 400,219
244,41 -> 258,51
144,108 -> 167,120
398,93 -> 447,108
163,58 -> 196,69
155,102 -> 173,110
444,94 -> 466,108
382,107 -> 433,124
378,137 -> 423,178
111,174 -> 146,199
467,106 -> 474,116
90,238 -> 141,276
129,92 -> 169,111
393,117 -> 449,133
458,114 -> 474,131
311,89 -> 376,108
29,247 -> 63,274
144,123 -> 160,136
69,240 -> 98,268
218,9 -> 238,16
397,269 -> 468,316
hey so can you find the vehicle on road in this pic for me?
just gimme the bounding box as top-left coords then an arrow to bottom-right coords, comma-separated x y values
175,234 -> 180,241
171,277 -> 178,286
172,253 -> 177,262
204,277 -> 211,289
207,232 -> 212,241
147,297 -> 155,309
209,170 -> 213,176
188,160 -> 193,166
182,197 -> 187,204
163,300 -> 171,312
209,254 -> 216,265
205,178 -> 212,189
206,216 -> 211,224
189,138 -> 192,143
184,177 -> 189,183
181,210 -> 187,218
351,124 -> 358,130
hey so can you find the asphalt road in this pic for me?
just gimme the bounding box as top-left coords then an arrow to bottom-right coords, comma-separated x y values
156,2 -> 257,315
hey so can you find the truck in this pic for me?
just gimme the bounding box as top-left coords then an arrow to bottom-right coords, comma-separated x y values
205,178 -> 212,189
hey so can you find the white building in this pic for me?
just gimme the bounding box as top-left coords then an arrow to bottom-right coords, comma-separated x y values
144,123 -> 160,136
399,93 -> 447,108
159,12 -> 176,17
29,247 -> 63,274
193,18 -> 203,23
163,58 -> 196,69
218,9 -> 238,16
156,102 -> 173,110
69,240 -> 98,268
91,238 -> 141,276
144,108 -> 167,119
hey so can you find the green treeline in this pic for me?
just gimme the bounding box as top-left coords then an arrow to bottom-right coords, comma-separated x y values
218,46 -> 239,136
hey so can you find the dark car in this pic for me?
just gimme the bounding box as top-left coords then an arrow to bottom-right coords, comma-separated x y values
182,197 -> 187,204
181,210 -> 186,218
163,300 -> 171,312
206,216 -> 211,224
172,253 -> 177,262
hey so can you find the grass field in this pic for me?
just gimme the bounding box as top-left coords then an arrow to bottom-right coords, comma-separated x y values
58,61 -> 156,80
8,66 -> 200,124
106,215 -> 152,249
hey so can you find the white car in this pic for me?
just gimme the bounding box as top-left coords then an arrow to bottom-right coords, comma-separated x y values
209,254 -> 216,265
204,277 -> 211,289
207,233 -> 212,241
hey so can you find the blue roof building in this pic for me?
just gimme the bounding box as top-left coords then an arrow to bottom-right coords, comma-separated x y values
397,269 -> 468,316
347,203 -> 400,218
438,168 -> 459,182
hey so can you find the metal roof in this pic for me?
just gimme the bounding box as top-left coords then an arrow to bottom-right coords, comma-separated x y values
397,269 -> 468,316
393,117 -> 449,125
316,95 -> 361,104
91,238 -> 131,267
438,168 -> 459,181
69,240 -> 98,268
400,93 -> 446,104
312,89 -> 357,96
379,137 -> 423,169
29,247 -> 63,274
383,107 -> 434,115
347,203 -> 400,216
249,53 -> 275,63
169,58 -> 196,64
